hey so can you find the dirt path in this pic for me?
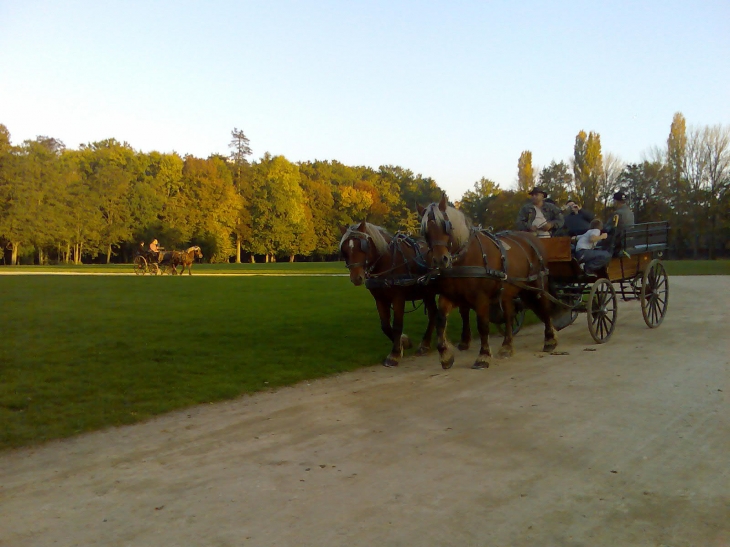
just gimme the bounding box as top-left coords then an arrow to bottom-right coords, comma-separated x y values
1,277 -> 728,547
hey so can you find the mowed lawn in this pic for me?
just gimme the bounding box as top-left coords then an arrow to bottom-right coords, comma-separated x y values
1,259 -> 727,449
0,275 -> 449,450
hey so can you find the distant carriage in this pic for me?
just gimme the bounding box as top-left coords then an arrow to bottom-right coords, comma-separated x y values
133,247 -> 203,276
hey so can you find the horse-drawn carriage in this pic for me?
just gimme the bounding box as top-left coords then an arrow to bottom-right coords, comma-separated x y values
133,246 -> 203,276
541,221 -> 670,343
341,195 -> 670,370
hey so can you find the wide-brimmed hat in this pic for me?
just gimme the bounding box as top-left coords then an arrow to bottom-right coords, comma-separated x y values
529,187 -> 548,197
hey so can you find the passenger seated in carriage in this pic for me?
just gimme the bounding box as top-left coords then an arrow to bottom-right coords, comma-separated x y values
515,187 -> 564,238
560,200 -> 594,236
575,219 -> 611,275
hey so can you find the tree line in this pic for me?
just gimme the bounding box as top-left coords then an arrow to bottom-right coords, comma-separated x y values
0,126 -> 443,264
460,113 -> 730,259
2,112 -> 728,265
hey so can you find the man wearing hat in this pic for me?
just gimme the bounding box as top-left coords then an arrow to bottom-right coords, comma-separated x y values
600,191 -> 634,255
516,187 -> 564,238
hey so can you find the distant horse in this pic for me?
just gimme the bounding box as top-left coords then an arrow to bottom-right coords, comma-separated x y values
171,246 -> 203,275
340,221 -> 471,367
418,195 -> 556,370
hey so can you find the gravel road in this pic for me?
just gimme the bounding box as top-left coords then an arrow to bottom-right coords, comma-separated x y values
1,276 -> 728,547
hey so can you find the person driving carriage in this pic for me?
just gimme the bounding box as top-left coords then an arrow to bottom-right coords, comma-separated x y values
516,187 -> 564,238
147,239 -> 163,262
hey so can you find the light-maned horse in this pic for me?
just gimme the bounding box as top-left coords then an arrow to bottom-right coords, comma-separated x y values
418,195 -> 557,370
340,221 -> 472,367
171,246 -> 203,275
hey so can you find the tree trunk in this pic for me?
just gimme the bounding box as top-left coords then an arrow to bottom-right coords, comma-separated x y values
11,242 -> 19,265
249,254 -> 255,263
289,254 -> 295,262
38,247 -> 43,265
235,235 -> 241,264
65,243 -> 70,264
106,244 -> 112,264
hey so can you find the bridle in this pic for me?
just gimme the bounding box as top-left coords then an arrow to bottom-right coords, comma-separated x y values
424,204 -> 454,251
342,230 -> 374,271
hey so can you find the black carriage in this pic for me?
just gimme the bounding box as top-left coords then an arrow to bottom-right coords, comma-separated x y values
133,249 -> 175,276
543,221 -> 670,343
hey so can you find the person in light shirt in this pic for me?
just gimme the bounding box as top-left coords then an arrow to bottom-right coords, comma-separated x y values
515,187 -> 564,238
575,219 -> 611,275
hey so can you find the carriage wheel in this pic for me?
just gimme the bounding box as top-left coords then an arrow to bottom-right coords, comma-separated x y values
497,306 -> 526,336
641,260 -> 668,328
133,256 -> 147,275
148,263 -> 160,276
587,278 -> 617,344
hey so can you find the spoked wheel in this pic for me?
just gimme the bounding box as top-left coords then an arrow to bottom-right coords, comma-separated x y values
133,256 -> 147,275
587,278 -> 618,344
630,273 -> 643,297
148,263 -> 160,276
497,305 -> 527,336
641,259 -> 668,328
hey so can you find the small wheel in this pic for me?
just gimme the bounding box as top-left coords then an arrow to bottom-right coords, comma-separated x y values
133,256 -> 147,275
148,263 -> 160,276
587,278 -> 617,344
641,260 -> 668,328
497,306 -> 526,335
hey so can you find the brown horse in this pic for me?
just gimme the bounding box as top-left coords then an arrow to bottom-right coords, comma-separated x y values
340,221 -> 471,367
418,195 -> 557,370
171,246 -> 203,275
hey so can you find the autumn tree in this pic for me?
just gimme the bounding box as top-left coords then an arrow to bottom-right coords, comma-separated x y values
516,151 -> 535,193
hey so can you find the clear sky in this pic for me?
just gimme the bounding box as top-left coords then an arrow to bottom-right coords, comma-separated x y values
1,0 -> 728,199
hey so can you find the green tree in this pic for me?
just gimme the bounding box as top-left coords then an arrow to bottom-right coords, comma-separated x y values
459,177 -> 501,227
538,161 -> 572,206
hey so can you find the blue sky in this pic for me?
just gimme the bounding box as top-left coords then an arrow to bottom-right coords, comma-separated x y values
1,0 -> 728,199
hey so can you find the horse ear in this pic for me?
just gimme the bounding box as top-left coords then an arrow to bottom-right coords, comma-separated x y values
438,194 -> 448,212
357,220 -> 367,232
417,204 -> 426,217
339,225 -> 348,235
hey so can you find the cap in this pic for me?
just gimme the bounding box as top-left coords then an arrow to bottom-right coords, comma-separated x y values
613,191 -> 628,201
529,187 -> 548,197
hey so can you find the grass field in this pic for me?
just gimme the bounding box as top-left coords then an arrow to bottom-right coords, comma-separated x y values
1,259 -> 727,450
4,261 -> 346,275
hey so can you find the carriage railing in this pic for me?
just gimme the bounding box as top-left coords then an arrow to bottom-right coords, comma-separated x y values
620,221 -> 669,256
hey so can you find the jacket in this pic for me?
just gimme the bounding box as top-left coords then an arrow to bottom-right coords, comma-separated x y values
516,202 -> 565,233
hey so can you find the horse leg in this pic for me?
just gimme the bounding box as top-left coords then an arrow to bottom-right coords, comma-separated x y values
416,295 -> 437,356
522,292 -> 558,352
187,261 -> 193,275
384,295 -> 407,368
497,295 -> 515,359
436,295 -> 455,369
375,299 -> 396,366
472,296 -> 492,369
457,305 -> 471,351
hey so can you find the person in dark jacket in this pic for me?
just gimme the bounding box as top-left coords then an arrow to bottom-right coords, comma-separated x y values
516,187 -> 564,237
561,200 -> 595,236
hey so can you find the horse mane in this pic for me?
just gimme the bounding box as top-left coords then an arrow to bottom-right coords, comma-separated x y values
185,246 -> 200,253
421,203 -> 471,249
339,222 -> 392,256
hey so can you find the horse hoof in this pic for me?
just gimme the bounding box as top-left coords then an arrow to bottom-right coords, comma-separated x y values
497,346 -> 514,359
400,335 -> 413,350
441,355 -> 454,370
542,340 -> 558,352
457,341 -> 470,351
383,357 -> 399,368
471,359 -> 490,370
415,346 -> 430,357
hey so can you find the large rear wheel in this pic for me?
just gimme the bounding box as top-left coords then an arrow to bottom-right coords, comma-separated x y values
641,259 -> 668,328
587,278 -> 617,344
133,256 -> 147,275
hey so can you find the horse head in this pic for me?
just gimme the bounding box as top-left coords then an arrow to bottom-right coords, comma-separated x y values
418,194 -> 468,270
193,246 -> 203,259
339,220 -> 385,286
